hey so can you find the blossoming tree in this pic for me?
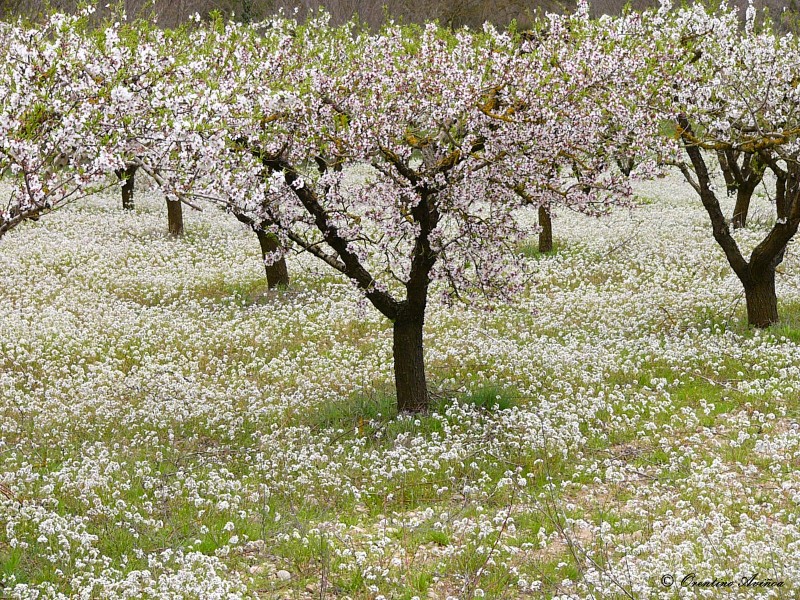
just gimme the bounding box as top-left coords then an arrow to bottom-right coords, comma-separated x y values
649,4 -> 800,327
146,10 -> 642,411
0,11 -> 198,240
0,14 -> 128,239
98,17 -> 212,237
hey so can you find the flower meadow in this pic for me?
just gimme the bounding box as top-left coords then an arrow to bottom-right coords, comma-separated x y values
3,1 -> 800,598
2,168 -> 800,599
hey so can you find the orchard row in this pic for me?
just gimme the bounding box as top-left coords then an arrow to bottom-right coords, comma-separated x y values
2,2 -> 799,409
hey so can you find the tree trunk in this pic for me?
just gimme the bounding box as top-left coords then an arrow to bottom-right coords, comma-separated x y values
167,199 -> 184,237
538,205 -> 553,254
678,116 -> 796,330
255,228 -> 289,289
393,311 -> 428,413
731,184 -> 755,229
616,156 -> 634,177
743,269 -> 778,328
116,166 -> 137,211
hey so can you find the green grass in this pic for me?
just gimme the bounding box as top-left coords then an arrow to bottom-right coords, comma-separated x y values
768,300 -> 800,342
306,389 -> 398,432
518,239 -> 564,259
458,385 -> 520,411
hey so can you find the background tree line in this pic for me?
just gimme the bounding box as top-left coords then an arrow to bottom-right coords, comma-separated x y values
2,0 -> 799,29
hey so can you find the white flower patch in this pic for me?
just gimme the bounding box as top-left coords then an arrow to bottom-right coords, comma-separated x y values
1,156 -> 800,597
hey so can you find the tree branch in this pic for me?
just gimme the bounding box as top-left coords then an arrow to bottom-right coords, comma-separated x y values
678,114 -> 749,281
270,156 -> 401,320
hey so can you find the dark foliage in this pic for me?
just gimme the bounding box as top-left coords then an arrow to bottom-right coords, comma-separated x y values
2,0 -> 797,30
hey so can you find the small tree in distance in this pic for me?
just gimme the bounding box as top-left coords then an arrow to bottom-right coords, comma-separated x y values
98,17 -> 201,237
0,11 -> 206,240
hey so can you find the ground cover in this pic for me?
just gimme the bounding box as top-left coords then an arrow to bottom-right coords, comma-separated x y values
1,172 -> 799,598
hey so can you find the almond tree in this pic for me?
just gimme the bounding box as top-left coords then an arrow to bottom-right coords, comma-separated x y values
149,12 -> 640,411
97,17 -> 205,236
127,16 -> 292,280
0,13 -> 129,239
649,4 -> 800,327
717,149 -> 766,229
0,11 -> 192,239
509,6 -> 663,255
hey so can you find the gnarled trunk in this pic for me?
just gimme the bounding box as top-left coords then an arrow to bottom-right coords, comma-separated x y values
731,182 -> 756,229
269,153 -> 439,415
744,269 -> 778,328
116,166 -> 137,211
167,199 -> 183,237
255,228 -> 289,289
678,115 -> 794,330
538,205 -> 553,254
393,309 -> 428,413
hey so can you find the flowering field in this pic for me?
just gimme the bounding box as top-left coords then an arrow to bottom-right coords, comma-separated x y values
1,169 -> 799,599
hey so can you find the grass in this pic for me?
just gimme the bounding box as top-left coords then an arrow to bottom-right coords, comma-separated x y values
769,300 -> 800,342
459,385 -> 520,411
307,388 -> 398,432
518,238 -> 564,259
